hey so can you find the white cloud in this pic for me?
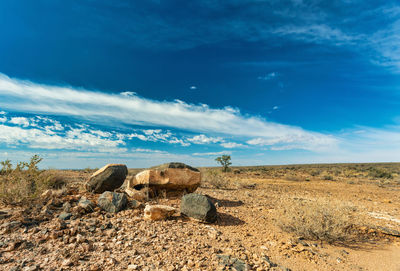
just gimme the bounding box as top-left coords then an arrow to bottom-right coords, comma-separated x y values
126,129 -> 190,146
271,24 -> 359,46
167,138 -> 190,147
0,116 -> 6,123
9,117 -> 30,127
258,72 -> 279,81
220,142 -> 244,148
187,134 -> 223,144
132,148 -> 167,154
0,124 -> 126,153
247,132 -> 336,151
0,73 -> 337,151
0,111 -> 6,115
193,151 -> 232,156
190,86 -> 197,90
273,106 -> 279,110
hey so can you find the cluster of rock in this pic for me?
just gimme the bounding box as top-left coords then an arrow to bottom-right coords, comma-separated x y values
81,162 -> 217,223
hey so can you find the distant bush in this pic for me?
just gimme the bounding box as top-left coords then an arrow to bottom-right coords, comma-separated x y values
310,170 -> 321,176
201,169 -> 230,189
0,155 -> 66,205
368,168 -> 393,179
276,198 -> 357,243
322,175 -> 334,181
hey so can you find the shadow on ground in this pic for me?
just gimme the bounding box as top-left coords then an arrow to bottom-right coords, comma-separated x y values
216,212 -> 245,226
207,196 -> 244,207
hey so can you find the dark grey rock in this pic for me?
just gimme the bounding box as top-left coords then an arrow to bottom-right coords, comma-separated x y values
180,193 -> 217,223
78,197 -> 95,212
98,191 -> 127,213
217,255 -> 250,271
58,212 -> 72,220
86,164 -> 128,193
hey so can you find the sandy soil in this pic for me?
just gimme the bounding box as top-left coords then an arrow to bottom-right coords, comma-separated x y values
0,165 -> 399,270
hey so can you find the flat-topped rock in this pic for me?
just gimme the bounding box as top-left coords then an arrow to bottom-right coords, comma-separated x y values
86,164 -> 128,193
126,162 -> 201,197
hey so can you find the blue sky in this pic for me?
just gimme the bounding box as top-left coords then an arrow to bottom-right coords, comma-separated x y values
0,0 -> 399,168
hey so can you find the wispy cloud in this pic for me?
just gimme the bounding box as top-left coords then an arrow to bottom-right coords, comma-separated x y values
126,129 -> 190,146
0,73 -> 336,151
193,151 -> 232,156
187,134 -> 223,144
220,142 -> 244,149
258,72 -> 279,81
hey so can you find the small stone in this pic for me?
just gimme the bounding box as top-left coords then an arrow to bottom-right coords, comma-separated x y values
62,259 -> 72,266
58,212 -> 72,220
78,197 -> 95,212
63,202 -> 72,212
128,264 -> 138,270
144,205 -> 176,221
41,189 -> 52,199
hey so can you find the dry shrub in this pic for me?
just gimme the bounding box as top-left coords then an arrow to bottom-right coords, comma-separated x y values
201,169 -> 230,189
0,155 -> 65,205
276,198 -> 357,243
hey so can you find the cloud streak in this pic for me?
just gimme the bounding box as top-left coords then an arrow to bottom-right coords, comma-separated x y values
0,73 -> 337,151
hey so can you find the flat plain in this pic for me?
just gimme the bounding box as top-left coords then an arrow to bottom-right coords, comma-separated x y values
1,163 -> 400,270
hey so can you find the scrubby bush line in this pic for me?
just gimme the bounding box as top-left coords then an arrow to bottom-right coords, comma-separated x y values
0,155 -> 65,205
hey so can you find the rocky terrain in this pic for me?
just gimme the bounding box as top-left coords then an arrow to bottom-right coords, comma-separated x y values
0,163 -> 400,270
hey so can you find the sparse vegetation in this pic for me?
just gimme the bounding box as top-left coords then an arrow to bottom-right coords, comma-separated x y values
215,155 -> 232,172
0,155 -> 66,205
201,169 -> 230,189
276,198 -> 358,243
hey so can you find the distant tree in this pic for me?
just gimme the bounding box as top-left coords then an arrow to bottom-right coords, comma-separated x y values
215,155 -> 232,172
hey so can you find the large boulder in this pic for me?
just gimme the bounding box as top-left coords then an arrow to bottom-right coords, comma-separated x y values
86,164 -> 128,193
126,162 -> 200,197
97,191 -> 127,213
180,193 -> 217,223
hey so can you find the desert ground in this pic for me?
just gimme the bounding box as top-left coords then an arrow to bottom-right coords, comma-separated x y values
1,162 -> 400,271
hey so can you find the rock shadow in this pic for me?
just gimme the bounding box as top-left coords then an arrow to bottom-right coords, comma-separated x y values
216,212 -> 245,226
207,196 -> 244,207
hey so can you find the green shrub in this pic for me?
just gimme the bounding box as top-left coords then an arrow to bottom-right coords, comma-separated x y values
0,155 -> 65,205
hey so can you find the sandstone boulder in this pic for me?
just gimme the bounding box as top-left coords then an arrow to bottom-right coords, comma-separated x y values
126,162 -> 200,197
86,164 -> 127,193
97,191 -> 127,213
180,193 -> 217,223
144,205 -> 176,221
125,188 -> 148,202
